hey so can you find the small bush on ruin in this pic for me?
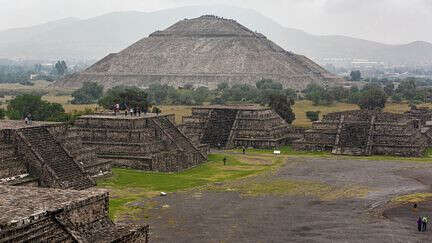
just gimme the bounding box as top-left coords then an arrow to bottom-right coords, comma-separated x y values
306,111 -> 320,122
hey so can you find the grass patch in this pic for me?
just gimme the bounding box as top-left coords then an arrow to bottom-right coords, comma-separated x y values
392,193 -> 432,204
97,153 -> 283,220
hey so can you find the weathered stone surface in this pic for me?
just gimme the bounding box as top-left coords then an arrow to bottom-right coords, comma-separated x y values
71,114 -> 208,172
293,110 -> 428,157
0,185 -> 149,242
180,105 -> 304,149
0,120 -> 97,190
59,15 -> 344,90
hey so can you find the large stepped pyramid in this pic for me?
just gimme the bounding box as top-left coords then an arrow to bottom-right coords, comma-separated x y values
60,15 -> 344,90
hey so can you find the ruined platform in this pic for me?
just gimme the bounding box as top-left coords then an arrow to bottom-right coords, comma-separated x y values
180,105 -> 303,149
70,114 -> 208,172
293,110 -> 428,157
0,185 -> 148,242
0,120 -> 104,190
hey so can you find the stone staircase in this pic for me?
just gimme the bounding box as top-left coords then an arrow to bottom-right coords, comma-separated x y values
0,217 -> 73,242
153,116 -> 206,160
20,127 -> 95,190
201,109 -> 239,148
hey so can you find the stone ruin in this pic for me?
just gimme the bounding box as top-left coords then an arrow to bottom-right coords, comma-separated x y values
179,105 -> 304,149
0,120 -> 103,190
293,110 -> 428,157
59,15 -> 344,90
405,106 -> 432,145
70,114 -> 208,172
0,185 -> 148,242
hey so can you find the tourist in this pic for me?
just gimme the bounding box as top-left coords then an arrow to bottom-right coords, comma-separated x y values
223,157 -> 227,166
24,116 -> 29,125
130,107 -> 134,116
217,143 -> 221,150
242,146 -> 246,154
114,103 -> 120,116
137,107 -> 141,116
418,216 -> 422,232
124,108 -> 128,116
422,216 -> 428,231
26,113 -> 32,125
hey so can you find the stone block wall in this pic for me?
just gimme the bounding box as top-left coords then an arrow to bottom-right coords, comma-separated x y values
0,186 -> 149,242
182,106 -> 301,149
72,115 -> 207,172
293,110 -> 428,157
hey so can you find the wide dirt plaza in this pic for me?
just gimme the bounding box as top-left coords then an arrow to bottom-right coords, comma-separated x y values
100,149 -> 432,242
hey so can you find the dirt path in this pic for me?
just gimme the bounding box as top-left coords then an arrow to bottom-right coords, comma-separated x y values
130,157 -> 432,242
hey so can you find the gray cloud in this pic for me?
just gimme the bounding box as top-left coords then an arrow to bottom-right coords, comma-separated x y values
0,0 -> 431,44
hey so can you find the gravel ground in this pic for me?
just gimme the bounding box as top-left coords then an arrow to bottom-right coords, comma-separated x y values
131,157 -> 432,242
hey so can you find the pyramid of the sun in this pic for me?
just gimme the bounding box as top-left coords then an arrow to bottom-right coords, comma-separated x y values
61,15 -> 343,90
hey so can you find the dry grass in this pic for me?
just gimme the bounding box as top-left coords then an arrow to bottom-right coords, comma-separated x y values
392,193 -> 432,204
159,105 -> 193,123
42,95 -> 99,113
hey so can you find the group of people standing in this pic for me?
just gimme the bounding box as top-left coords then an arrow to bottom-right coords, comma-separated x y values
417,216 -> 429,232
113,103 -> 143,117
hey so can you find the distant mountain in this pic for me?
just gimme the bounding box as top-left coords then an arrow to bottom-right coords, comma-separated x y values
0,5 -> 431,67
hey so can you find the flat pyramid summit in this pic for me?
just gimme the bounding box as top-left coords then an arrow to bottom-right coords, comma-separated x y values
61,15 -> 343,89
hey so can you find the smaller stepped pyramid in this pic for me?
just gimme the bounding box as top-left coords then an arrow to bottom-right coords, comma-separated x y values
71,114 -> 208,172
180,105 -> 304,149
292,110 -> 428,157
0,120 -> 98,190
60,15 -> 344,90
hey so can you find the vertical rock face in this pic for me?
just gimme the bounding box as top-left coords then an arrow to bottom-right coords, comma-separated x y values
60,15 -> 343,90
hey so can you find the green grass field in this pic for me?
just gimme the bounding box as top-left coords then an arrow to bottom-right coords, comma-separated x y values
97,153 -> 284,219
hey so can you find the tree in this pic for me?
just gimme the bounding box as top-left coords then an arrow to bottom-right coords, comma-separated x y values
98,86 -> 150,112
391,93 -> 403,103
256,79 -> 283,90
71,82 -> 104,104
217,82 -> 229,92
0,108 -> 5,119
54,61 -> 68,76
350,70 -> 361,81
304,83 -> 334,105
397,79 -> 417,101
7,94 -> 65,121
306,111 -> 320,122
384,82 -> 395,97
269,94 -> 295,124
357,85 -> 387,110
192,87 -> 210,105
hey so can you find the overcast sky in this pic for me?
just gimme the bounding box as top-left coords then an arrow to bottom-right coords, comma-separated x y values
1,0 -> 431,44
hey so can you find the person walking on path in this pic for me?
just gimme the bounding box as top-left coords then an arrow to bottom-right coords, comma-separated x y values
124,108 -> 128,116
422,216 -> 428,231
418,216 -> 423,232
242,146 -> 246,154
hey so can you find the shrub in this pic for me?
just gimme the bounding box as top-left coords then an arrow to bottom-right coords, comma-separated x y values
306,111 -> 320,122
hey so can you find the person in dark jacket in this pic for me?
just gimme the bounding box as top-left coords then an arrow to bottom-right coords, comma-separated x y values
418,216 -> 423,232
